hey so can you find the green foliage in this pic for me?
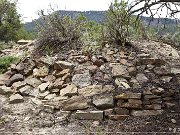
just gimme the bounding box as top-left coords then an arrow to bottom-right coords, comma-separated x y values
104,0 -> 130,46
37,11 -> 85,53
0,41 -> 14,51
0,0 -> 21,42
81,19 -> 104,54
0,56 -> 19,74
16,27 -> 37,40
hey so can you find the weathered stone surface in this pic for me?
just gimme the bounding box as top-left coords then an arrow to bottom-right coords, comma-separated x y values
114,108 -> 130,115
49,88 -> 60,93
5,74 -> 24,87
19,85 -> 33,96
154,66 -> 170,75
0,86 -> 13,95
60,84 -> 77,97
136,73 -> 148,84
25,77 -> 42,88
38,82 -> 50,92
41,75 -> 56,83
171,67 -> 180,74
53,69 -> 71,78
119,102 -> 142,109
108,115 -> 129,121
115,78 -> 130,89
50,78 -> 64,89
160,76 -> 172,83
39,56 -> 57,66
9,94 -> 24,104
93,96 -> 114,109
151,88 -> 165,95
115,92 -> 142,99
0,71 -> 12,86
79,85 -> 112,97
54,61 -> 74,70
110,63 -> 129,77
128,99 -> 142,104
63,96 -> 90,111
104,109 -> 114,117
72,72 -> 91,88
75,110 -> 104,120
44,94 -> 56,100
144,95 -> 161,99
37,91 -> 50,99
33,66 -> 49,77
131,110 -> 163,116
11,81 -> 26,91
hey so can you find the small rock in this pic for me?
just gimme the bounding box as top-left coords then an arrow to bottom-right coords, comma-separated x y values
108,115 -> 129,121
25,77 -> 42,88
44,94 -> 56,100
0,86 -> 13,95
54,61 -> 74,70
110,63 -> 129,77
53,69 -> 71,78
72,72 -> 91,88
115,92 -> 142,99
19,85 -> 33,96
171,119 -> 176,124
131,110 -> 163,116
38,82 -> 50,92
33,66 -> 49,78
5,74 -> 24,87
38,91 -> 50,99
63,96 -> 90,111
60,84 -> 77,97
114,108 -> 129,115
9,94 -> 24,104
136,73 -> 148,84
115,78 -> 130,89
93,96 -> 114,109
75,110 -> 104,120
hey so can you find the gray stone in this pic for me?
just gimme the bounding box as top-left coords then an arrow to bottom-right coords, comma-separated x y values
75,110 -> 104,120
93,96 -> 114,109
160,76 -> 172,83
78,85 -> 112,97
72,72 -> 91,88
25,77 -> 42,88
60,84 -> 77,97
144,94 -> 161,99
104,109 -> 114,117
19,85 -> 33,96
63,96 -> 90,111
136,73 -> 148,84
115,92 -> 142,99
171,68 -> 180,74
110,63 -> 129,77
11,81 -> 27,91
9,94 -> 24,104
0,86 -> 13,95
115,78 -> 130,89
54,61 -> 74,70
108,115 -> 129,121
119,102 -> 142,109
154,66 -> 170,75
114,108 -> 129,115
33,66 -> 49,78
38,82 -> 50,92
131,110 -> 163,116
5,74 -> 24,87
38,91 -> 50,99
44,94 -> 56,100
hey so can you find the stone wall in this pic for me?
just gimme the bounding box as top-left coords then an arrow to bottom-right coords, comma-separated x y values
0,46 -> 179,121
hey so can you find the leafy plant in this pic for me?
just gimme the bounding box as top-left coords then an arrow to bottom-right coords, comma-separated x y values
104,0 -> 130,46
0,56 -> 19,74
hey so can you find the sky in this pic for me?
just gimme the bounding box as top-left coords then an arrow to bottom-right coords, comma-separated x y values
17,0 -> 113,22
16,0 -> 180,23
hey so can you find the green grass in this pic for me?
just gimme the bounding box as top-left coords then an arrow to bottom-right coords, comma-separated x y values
0,56 -> 19,74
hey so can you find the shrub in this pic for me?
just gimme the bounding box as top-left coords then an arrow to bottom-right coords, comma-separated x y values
104,0 -> 130,46
36,11 -> 85,54
0,56 -> 19,74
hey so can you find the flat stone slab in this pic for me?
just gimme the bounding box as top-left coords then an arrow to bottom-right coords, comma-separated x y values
93,96 -> 114,109
115,92 -> 142,99
9,94 -> 24,104
75,110 -> 104,120
131,110 -> 163,116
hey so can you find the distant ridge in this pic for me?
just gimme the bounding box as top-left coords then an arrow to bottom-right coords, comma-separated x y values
24,10 -> 179,32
